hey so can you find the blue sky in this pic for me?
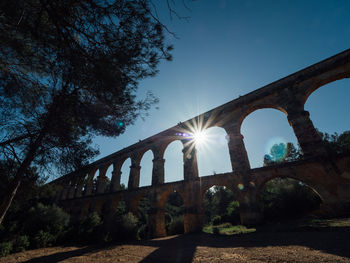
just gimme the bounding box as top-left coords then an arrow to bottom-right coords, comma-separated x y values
93,0 -> 350,187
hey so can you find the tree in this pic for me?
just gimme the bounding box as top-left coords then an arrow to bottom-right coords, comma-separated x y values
0,0 -> 175,224
263,142 -> 301,166
318,130 -> 350,155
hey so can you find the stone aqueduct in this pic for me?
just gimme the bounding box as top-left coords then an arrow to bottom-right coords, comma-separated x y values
51,49 -> 350,237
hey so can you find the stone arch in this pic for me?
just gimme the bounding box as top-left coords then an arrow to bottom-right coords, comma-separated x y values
93,198 -> 106,216
129,193 -> 149,215
256,176 -> 323,220
158,189 -> 186,210
196,126 -> 232,176
238,104 -> 288,132
103,163 -> 114,192
164,140 -> 184,183
304,78 -> 350,135
120,157 -> 132,189
256,175 -> 324,202
79,200 -> 91,219
201,184 -> 240,226
302,72 -> 350,107
162,190 -> 185,235
240,108 -> 300,168
200,183 -> 237,199
139,149 -> 154,187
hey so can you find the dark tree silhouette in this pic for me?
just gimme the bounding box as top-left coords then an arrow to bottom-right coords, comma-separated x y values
0,0 -> 174,224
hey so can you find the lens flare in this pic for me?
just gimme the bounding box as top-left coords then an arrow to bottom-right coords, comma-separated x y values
265,137 -> 288,162
192,130 -> 207,146
237,183 -> 244,191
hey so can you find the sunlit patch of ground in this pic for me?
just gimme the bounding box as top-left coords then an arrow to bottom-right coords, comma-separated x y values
1,218 -> 350,263
202,223 -> 256,235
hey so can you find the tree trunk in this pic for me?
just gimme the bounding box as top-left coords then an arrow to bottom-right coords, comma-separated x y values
0,178 -> 21,224
0,130 -> 46,225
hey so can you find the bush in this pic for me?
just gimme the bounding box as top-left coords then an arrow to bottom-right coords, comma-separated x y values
211,215 -> 222,226
213,227 -> 220,235
0,241 -> 13,257
137,224 -> 148,240
259,178 -> 321,221
112,212 -> 138,241
23,203 -> 70,240
32,230 -> 55,248
74,212 -> 106,243
13,235 -> 30,252
167,216 -> 184,235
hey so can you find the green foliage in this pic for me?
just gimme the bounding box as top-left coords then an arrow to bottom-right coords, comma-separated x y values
165,192 -> 184,235
259,178 -> 321,221
74,212 -> 105,243
319,130 -> 350,154
0,241 -> 12,257
23,203 -> 70,240
211,215 -> 222,226
167,216 -> 184,235
32,231 -> 55,248
116,212 -> 139,241
13,235 -> 30,252
203,223 -> 256,235
203,186 -> 239,225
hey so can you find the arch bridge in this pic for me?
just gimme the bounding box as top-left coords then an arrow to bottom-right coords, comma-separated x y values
51,49 -> 350,238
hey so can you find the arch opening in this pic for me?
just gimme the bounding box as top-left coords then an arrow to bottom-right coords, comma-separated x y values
109,198 -> 138,241
104,164 -> 113,192
202,185 -> 243,235
139,150 -> 153,187
164,191 -> 184,235
241,108 -> 300,168
305,78 -> 350,155
164,140 -> 184,183
91,169 -> 99,194
135,195 -> 151,240
120,157 -> 131,189
196,127 -> 232,176
258,177 -> 322,223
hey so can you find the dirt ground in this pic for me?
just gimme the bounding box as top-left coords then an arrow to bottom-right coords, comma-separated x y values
2,227 -> 350,263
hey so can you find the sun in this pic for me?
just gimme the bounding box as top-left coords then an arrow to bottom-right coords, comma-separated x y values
192,130 -> 207,146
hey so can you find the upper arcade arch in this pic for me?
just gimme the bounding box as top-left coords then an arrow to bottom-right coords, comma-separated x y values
164,140 -> 184,183
301,71 -> 350,107
196,127 -> 232,176
305,78 -> 350,134
241,108 -> 299,168
139,149 -> 153,187
238,103 -> 288,133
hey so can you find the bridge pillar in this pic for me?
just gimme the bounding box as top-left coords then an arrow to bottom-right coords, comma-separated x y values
182,140 -> 199,180
238,189 -> 263,226
60,186 -> 69,200
287,110 -> 327,157
224,125 -> 250,172
110,166 -> 122,192
84,180 -> 94,196
96,175 -> 107,194
148,207 -> 167,238
184,206 -> 202,233
67,183 -> 76,199
128,164 -> 141,189
183,182 -> 203,233
152,158 -> 165,185
75,177 -> 85,198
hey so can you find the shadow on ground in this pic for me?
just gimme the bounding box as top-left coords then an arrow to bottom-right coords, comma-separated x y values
22,226 -> 350,263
